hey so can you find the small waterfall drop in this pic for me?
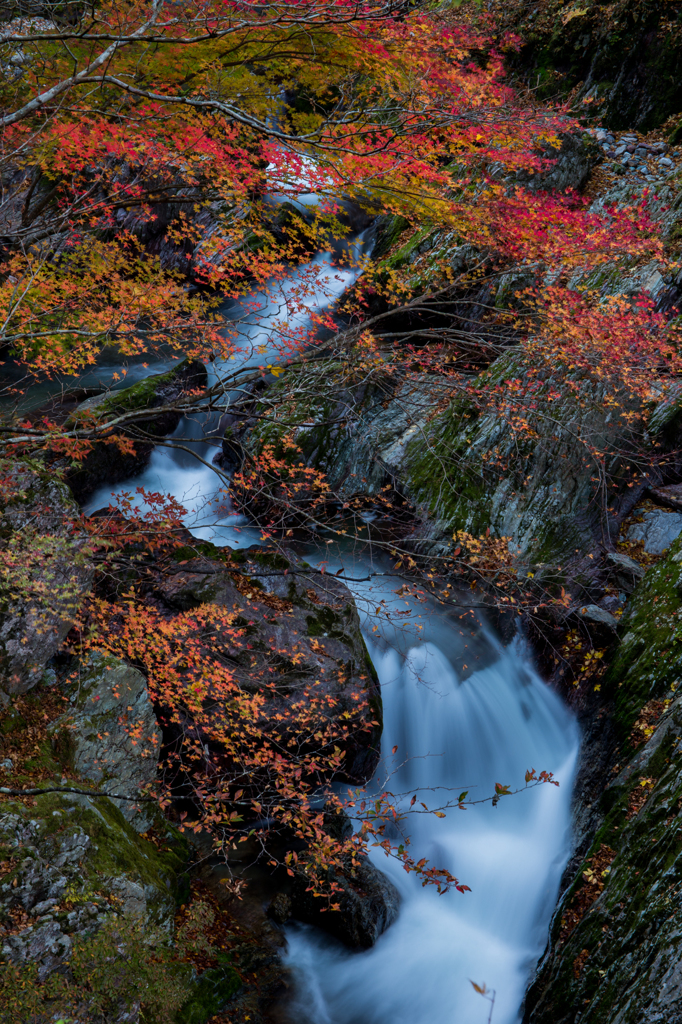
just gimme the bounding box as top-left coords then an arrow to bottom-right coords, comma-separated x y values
84,241 -> 365,540
284,572 -> 579,1024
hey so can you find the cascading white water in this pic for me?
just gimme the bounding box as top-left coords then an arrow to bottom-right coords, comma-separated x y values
79,239 -> 579,1024
283,573 -> 579,1024
84,244 -> 365,542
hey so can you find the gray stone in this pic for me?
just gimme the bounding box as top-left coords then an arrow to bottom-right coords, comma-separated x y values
626,510 -> 682,554
605,552 -> 646,593
574,604 -> 619,640
48,653 -> 161,832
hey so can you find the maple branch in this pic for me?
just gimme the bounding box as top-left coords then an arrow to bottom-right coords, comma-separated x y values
0,785 -> 158,802
1,2 -> 165,128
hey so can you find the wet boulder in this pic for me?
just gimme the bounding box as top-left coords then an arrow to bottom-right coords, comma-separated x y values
152,544 -> 382,785
277,807 -> 400,948
290,855 -> 400,949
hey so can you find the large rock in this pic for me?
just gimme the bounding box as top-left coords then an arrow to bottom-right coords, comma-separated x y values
0,791 -> 186,981
48,653 -> 162,832
279,807 -> 400,948
511,132 -> 595,193
524,534 -> 682,1024
152,543 -> 382,784
605,551 -> 645,594
0,460 -> 93,696
290,856 -> 400,949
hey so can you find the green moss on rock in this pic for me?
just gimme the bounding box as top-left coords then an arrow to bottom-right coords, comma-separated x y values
526,536 -> 682,1024
606,536 -> 682,737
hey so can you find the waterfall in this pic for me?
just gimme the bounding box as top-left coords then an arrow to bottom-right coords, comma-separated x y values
283,568 -> 579,1024
79,240 -> 579,1024
84,240 -> 365,534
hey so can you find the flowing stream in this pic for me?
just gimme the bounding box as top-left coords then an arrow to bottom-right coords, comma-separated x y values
284,570 -> 579,1024
80,240 -> 579,1024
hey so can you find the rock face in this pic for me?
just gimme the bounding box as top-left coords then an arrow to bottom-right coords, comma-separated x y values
499,0 -> 682,134
524,535 -> 682,1024
48,653 -> 162,832
233,349 -> 649,565
152,543 -> 382,784
0,791 -> 186,982
0,460 -> 93,696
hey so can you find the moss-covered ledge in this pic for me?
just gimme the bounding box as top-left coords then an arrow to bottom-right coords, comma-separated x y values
525,536 -> 682,1024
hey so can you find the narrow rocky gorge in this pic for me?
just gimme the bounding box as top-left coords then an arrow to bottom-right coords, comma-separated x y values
4,2 -> 682,1022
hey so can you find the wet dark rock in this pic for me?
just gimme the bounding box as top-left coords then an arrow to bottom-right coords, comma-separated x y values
648,482 -> 682,511
277,806 -> 399,948
266,892 -> 292,925
605,552 -> 645,594
290,855 -> 400,949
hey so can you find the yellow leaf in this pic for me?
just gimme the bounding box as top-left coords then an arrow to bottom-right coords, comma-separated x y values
562,6 -> 587,23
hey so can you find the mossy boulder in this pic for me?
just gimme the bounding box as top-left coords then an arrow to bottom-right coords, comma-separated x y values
402,349 -> 647,564
0,459 -> 93,696
178,958 -> 242,1024
605,536 -> 682,739
0,789 -> 188,981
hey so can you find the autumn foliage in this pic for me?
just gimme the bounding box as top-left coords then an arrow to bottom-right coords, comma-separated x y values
0,0 -> 673,900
